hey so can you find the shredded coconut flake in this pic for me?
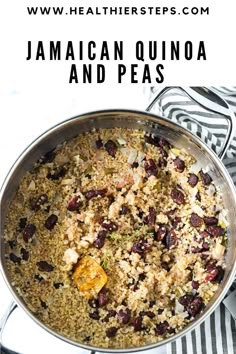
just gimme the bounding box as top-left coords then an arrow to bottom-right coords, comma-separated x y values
63,248 -> 79,265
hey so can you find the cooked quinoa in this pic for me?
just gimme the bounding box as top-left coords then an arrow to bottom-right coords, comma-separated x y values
4,128 -> 228,348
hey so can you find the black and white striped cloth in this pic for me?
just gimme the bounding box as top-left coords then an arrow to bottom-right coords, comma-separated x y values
147,87 -> 236,354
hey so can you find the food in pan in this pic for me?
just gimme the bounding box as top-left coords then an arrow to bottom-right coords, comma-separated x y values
4,128 -> 227,348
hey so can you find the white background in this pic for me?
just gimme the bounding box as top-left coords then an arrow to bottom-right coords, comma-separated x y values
1,0 -> 236,88
0,0 -> 236,352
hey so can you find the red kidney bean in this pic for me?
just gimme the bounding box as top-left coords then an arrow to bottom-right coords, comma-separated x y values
159,137 -> 170,148
133,316 -> 143,331
192,241 -> 210,254
144,159 -> 158,177
23,224 -> 36,243
199,231 -> 210,239
36,261 -> 54,272
171,188 -> 185,205
67,196 -> 82,212
84,188 -> 107,200
145,135 -> 170,148
192,280 -> 199,289
9,253 -> 21,264
165,230 -> 177,249
173,157 -> 185,173
159,147 -> 168,167
88,298 -> 99,308
98,287 -> 109,307
205,268 -> 218,282
20,248 -> 29,261
205,265 -> 224,283
206,259 -> 217,271
106,327 -> 118,337
18,217 -> 27,231
186,296 -> 203,317
44,214 -> 58,230
200,170 -> 212,186
94,230 -> 107,249
99,220 -> 118,232
179,294 -> 194,307
30,194 -> 48,211
213,267 -> 225,283
190,213 -> 203,228
117,308 -> 131,324
131,239 -> 149,256
205,225 -> 225,237
143,207 -> 156,226
155,321 -> 170,336
202,242 -> 210,250
203,217 -> 218,226
188,173 -> 199,187
155,224 -> 169,241
104,140 -> 117,157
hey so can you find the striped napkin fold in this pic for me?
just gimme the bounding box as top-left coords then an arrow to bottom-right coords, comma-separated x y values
146,87 -> 236,354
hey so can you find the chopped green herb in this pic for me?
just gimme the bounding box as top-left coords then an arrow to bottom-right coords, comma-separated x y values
107,227 -> 154,245
104,167 -> 117,175
101,251 -> 113,270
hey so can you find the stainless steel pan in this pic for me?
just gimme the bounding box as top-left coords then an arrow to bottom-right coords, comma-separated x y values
1,87 -> 236,354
